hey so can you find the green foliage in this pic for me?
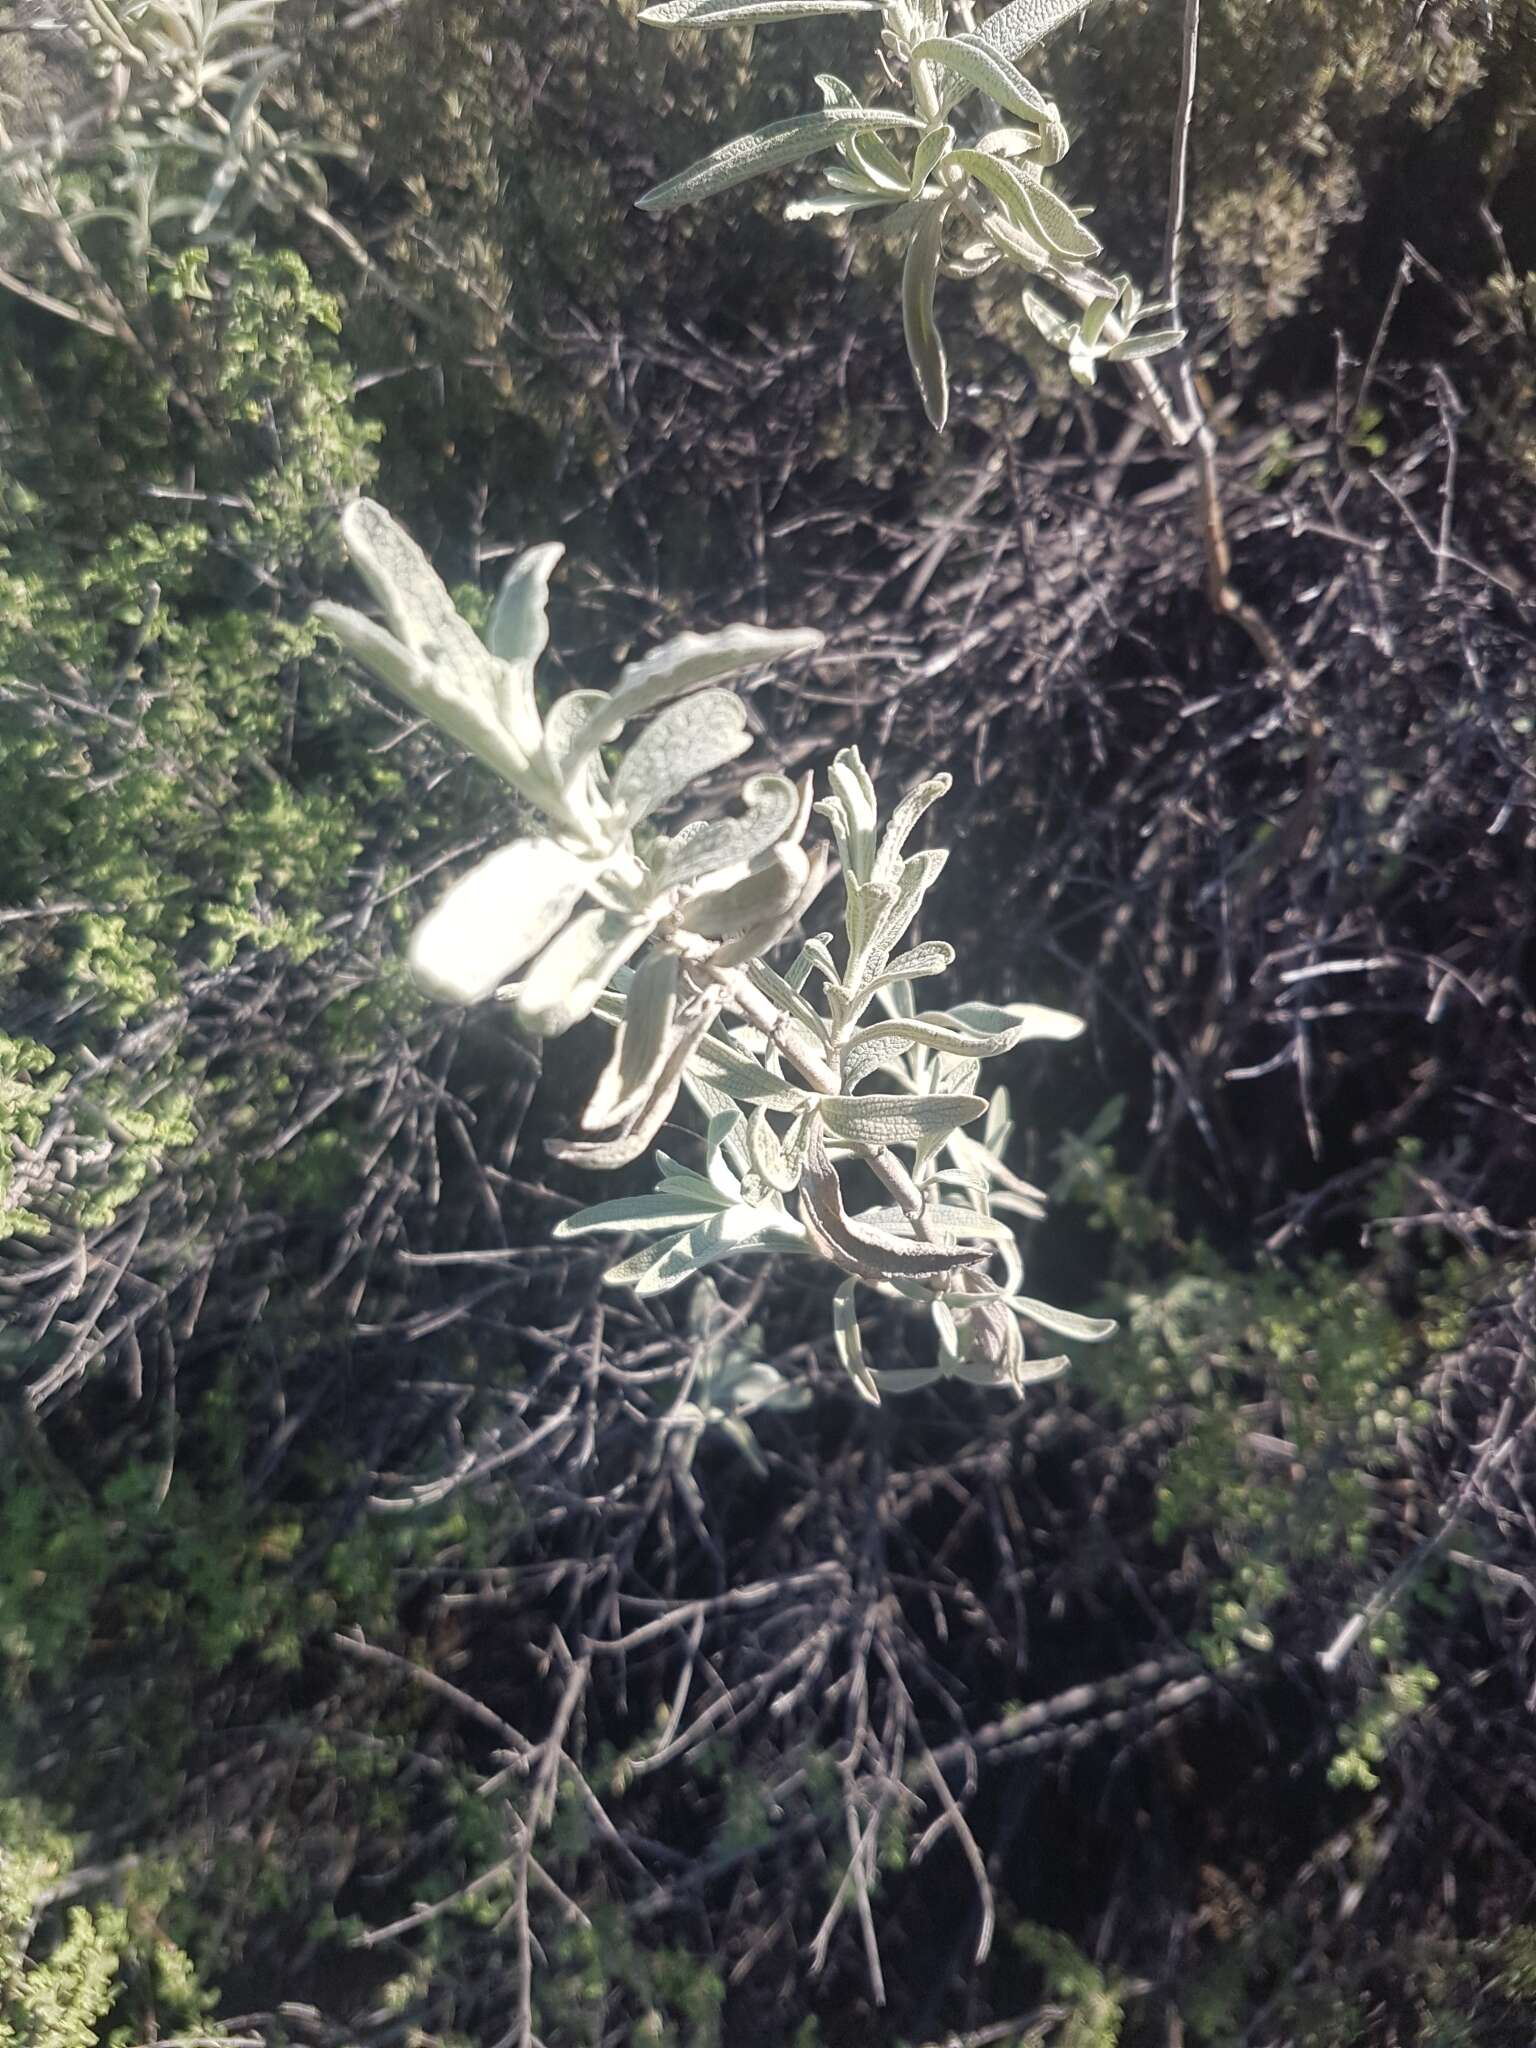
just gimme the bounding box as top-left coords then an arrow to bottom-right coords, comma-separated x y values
0,1801 -> 221,2048
1011,1919 -> 1125,2048
0,1366 -> 471,1700
1096,1237 -> 1469,1671
1328,1653 -> 1439,1793
0,243 -> 401,1252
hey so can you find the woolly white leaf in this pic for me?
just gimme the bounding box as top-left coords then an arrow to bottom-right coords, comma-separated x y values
1010,1296 -> 1117,1342
327,499 -> 537,783
951,999 -> 1084,1043
513,908 -> 653,1037
833,1278 -> 881,1404
582,949 -> 682,1129
949,148 -> 1101,261
681,844 -> 811,939
554,1192 -> 725,1237
660,773 -> 803,890
626,1208 -> 809,1296
407,838 -> 587,1004
691,1036 -> 810,1111
612,690 -> 752,824
911,35 -> 1059,127
1105,328 -> 1185,363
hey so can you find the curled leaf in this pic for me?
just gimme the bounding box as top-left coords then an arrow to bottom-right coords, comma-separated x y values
799,1122 -> 988,1282
660,773 -> 804,890
681,844 -> 811,939
581,949 -> 682,1129
902,199 -> 951,432
833,1278 -> 881,1404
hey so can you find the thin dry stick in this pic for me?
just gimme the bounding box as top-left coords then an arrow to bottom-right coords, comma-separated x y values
1161,0 -> 1302,690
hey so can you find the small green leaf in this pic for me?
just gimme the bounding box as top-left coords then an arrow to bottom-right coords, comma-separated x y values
639,108 -> 926,214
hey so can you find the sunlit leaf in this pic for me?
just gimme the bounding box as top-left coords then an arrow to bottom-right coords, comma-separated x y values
612,689 -> 752,824
910,35 -> 1059,127
407,838 -> 586,1004
642,0 -> 880,22
513,908 -> 653,1037
639,108 -> 925,215
820,1092 -> 987,1149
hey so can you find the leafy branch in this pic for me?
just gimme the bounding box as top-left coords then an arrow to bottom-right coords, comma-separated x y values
637,0 -> 1189,436
319,499 -> 1114,1402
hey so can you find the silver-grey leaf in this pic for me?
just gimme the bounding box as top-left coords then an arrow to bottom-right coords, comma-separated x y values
554,1192 -> 724,1238
911,35 -> 1059,126
973,0 -> 1101,62
582,948 -> 682,1129
660,773 -> 802,890
949,148 -> 1101,261
643,0 -> 879,22
487,541 -> 563,672
612,690 -> 752,825
407,838 -> 587,1005
819,1092 -> 987,1148
691,1035 -> 810,1111
329,500 -> 540,778
833,1278 -> 881,1404
902,200 -> 951,432
872,773 -> 952,885
681,844 -> 810,939
949,998 -> 1083,1043
1105,328 -> 1185,363
569,628 -> 819,780
1010,1296 -> 1118,1342
639,108 -> 925,215
512,909 -> 653,1037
